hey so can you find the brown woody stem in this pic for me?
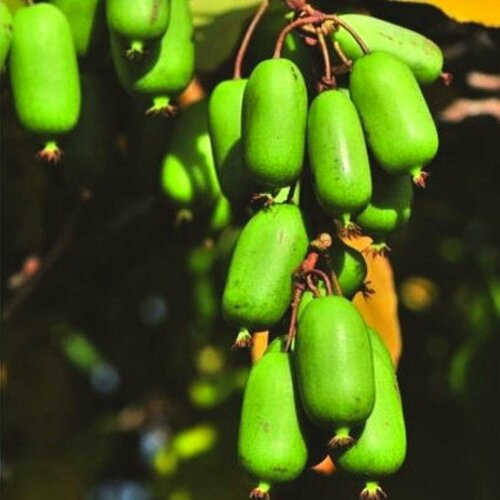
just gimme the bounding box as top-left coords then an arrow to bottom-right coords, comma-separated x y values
234,0 -> 270,79
273,15 -> 321,58
317,30 -> 336,89
326,15 -> 370,54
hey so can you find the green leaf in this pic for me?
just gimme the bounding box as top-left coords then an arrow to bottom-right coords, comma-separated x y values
190,0 -> 262,72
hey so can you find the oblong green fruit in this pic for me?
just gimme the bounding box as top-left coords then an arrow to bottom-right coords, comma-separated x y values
52,0 -> 106,57
332,327 -> 406,497
208,79 -> 263,203
242,58 -> 308,189
0,2 -> 13,68
161,100 -> 221,209
295,295 -> 375,447
332,14 -> 443,85
244,5 -> 315,96
356,172 -> 413,252
110,0 -> 193,113
222,203 -> 309,342
238,337 -> 308,497
106,0 -> 169,55
9,3 -> 81,160
350,52 -> 439,180
307,89 -> 371,229
330,240 -> 368,299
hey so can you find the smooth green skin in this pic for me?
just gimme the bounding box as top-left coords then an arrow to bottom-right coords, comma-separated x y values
110,0 -> 193,99
161,100 -> 221,209
244,6 -> 315,96
208,79 -> 263,203
350,52 -> 439,175
222,203 -> 309,331
52,0 -> 106,57
63,75 -> 114,190
295,296 -> 375,428
9,4 -> 81,136
356,172 -> 413,239
209,195 -> 232,234
238,340 -> 308,485
333,14 -> 443,85
330,241 -> 367,299
308,89 -> 372,220
0,2 -> 12,68
242,58 -> 308,189
106,0 -> 169,41
332,327 -> 407,477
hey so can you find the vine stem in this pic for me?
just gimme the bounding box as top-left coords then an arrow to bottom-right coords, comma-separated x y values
273,15 -> 321,58
304,269 -> 333,296
2,191 -> 90,322
284,283 -> 305,353
233,0 -> 270,79
326,15 -> 370,54
317,30 -> 335,89
323,252 -> 343,296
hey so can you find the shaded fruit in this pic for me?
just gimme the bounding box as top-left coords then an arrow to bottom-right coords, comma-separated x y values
0,2 -> 13,68
331,327 -> 407,497
106,0 -> 170,56
160,100 -> 221,209
329,239 -> 368,299
52,0 -> 106,57
355,172 -> 413,253
333,14 -> 443,84
110,0 -> 194,113
208,79 -> 263,203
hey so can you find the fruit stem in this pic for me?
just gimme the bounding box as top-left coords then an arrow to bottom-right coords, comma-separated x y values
145,95 -> 177,117
284,281 -> 306,353
328,425 -> 355,449
304,269 -> 332,296
36,140 -> 62,163
233,0 -> 270,79
317,29 -> 336,90
325,15 -> 370,55
249,481 -> 271,499
273,15 -> 320,59
126,40 -> 145,59
360,481 -> 387,500
232,328 -> 253,350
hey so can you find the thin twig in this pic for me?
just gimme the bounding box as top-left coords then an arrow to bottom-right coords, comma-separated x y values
284,283 -> 305,353
323,252 -> 343,296
273,15 -> 320,58
317,30 -> 335,89
2,192 -> 90,322
327,15 -> 370,54
234,0 -> 270,79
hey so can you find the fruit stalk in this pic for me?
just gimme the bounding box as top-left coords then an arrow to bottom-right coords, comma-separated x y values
233,0 -> 270,79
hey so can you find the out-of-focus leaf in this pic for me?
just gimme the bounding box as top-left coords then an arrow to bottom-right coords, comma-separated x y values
190,0 -> 261,27
390,0 -> 500,27
190,0 -> 265,72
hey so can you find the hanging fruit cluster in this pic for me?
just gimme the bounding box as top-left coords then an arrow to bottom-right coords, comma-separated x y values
1,0 -> 447,498
209,1 -> 445,499
3,0 -> 194,161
